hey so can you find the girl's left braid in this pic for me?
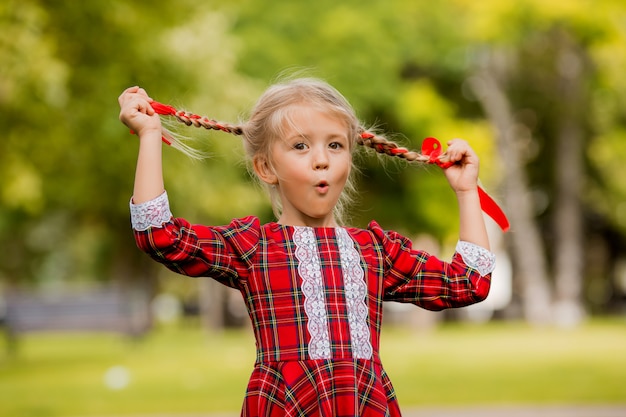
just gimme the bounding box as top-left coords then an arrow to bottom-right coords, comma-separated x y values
358,130 -> 429,163
151,101 -> 243,136
173,110 -> 244,136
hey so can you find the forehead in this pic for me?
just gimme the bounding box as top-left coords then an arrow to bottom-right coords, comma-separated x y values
280,104 -> 350,136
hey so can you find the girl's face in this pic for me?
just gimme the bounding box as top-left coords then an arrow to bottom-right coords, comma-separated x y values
257,105 -> 352,227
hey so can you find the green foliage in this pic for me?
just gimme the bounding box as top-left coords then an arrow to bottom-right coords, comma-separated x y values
1,0 -> 625,296
587,128 -> 626,229
0,1 -> 263,284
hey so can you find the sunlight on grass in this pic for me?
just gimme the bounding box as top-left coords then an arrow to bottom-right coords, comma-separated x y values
380,320 -> 626,407
1,319 -> 625,417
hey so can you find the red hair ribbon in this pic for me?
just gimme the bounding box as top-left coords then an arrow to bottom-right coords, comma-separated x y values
149,101 -> 234,135
150,101 -> 177,116
152,101 -> 178,145
421,137 -> 510,232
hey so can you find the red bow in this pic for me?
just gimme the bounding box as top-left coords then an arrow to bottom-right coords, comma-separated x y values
422,137 -> 510,232
150,101 -> 177,116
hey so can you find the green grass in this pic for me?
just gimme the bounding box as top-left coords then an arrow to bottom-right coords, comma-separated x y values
383,320 -> 626,407
1,319 -> 625,417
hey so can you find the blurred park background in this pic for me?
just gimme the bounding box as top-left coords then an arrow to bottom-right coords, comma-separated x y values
1,0 -> 626,416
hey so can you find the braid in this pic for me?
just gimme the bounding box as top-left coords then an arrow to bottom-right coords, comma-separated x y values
149,101 -> 431,164
147,101 -> 243,159
172,110 -> 244,136
149,101 -> 243,136
358,130 -> 429,163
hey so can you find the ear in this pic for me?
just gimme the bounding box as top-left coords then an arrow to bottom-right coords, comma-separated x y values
253,155 -> 278,185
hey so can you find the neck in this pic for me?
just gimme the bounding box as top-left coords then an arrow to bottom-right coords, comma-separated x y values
277,215 -> 338,228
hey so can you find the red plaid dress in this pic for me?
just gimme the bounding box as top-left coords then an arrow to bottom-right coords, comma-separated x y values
131,192 -> 494,417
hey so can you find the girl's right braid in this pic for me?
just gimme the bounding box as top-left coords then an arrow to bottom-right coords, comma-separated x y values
358,130 -> 429,163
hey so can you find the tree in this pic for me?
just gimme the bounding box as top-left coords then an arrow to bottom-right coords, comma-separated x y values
467,58 -> 553,324
459,2 -> 622,323
230,0 -> 626,322
2,0 -> 625,326
0,1 -> 262,286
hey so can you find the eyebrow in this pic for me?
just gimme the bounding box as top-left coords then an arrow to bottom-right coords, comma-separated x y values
285,132 -> 308,141
284,133 -> 349,145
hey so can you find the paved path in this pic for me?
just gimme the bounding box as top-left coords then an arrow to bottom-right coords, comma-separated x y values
403,405 -> 626,416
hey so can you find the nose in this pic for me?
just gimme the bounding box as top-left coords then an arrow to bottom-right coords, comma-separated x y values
313,147 -> 329,170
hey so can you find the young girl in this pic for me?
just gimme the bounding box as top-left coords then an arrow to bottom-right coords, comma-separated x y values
119,78 -> 495,417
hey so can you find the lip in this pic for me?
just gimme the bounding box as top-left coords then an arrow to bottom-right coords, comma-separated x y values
315,181 -> 329,194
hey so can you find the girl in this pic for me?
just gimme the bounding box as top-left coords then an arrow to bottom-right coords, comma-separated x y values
119,78 -> 495,417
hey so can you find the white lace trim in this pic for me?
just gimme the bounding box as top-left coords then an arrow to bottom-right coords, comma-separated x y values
293,227 -> 372,360
456,241 -> 496,276
336,228 -> 372,360
129,191 -> 173,231
293,227 -> 331,360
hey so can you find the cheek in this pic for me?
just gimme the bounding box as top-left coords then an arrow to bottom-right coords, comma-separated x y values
345,160 -> 352,175
339,156 -> 352,180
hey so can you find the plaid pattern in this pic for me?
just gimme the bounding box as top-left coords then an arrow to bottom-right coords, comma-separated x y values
133,215 -> 492,416
243,360 -> 400,417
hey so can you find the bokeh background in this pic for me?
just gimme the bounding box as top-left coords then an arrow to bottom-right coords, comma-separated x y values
1,0 -> 625,416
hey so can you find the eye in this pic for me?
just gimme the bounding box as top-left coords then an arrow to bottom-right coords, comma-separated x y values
329,141 -> 345,150
293,142 -> 308,150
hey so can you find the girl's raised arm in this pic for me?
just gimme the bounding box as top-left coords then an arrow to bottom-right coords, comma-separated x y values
118,86 -> 165,204
441,139 -> 491,251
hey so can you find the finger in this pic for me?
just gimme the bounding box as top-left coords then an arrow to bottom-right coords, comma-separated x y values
444,139 -> 473,162
449,148 -> 465,162
119,87 -> 136,105
132,88 -> 155,115
136,99 -> 153,115
124,86 -> 140,94
118,86 -> 153,105
136,87 -> 153,101
440,147 -> 463,163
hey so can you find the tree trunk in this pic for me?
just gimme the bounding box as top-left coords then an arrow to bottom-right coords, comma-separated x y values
468,53 -> 553,324
552,31 -> 587,327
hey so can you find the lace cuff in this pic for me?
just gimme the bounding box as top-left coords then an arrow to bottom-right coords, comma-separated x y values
129,191 -> 173,231
455,241 -> 496,276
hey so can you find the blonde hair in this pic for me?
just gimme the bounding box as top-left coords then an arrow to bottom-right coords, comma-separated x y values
161,77 -> 429,224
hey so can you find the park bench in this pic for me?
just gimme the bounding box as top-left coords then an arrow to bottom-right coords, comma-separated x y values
2,285 -> 151,353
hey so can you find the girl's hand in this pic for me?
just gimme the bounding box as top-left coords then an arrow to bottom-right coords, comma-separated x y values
118,86 -> 162,138
440,139 -> 480,194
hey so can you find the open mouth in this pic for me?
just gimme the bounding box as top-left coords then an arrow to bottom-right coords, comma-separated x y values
316,181 -> 329,192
